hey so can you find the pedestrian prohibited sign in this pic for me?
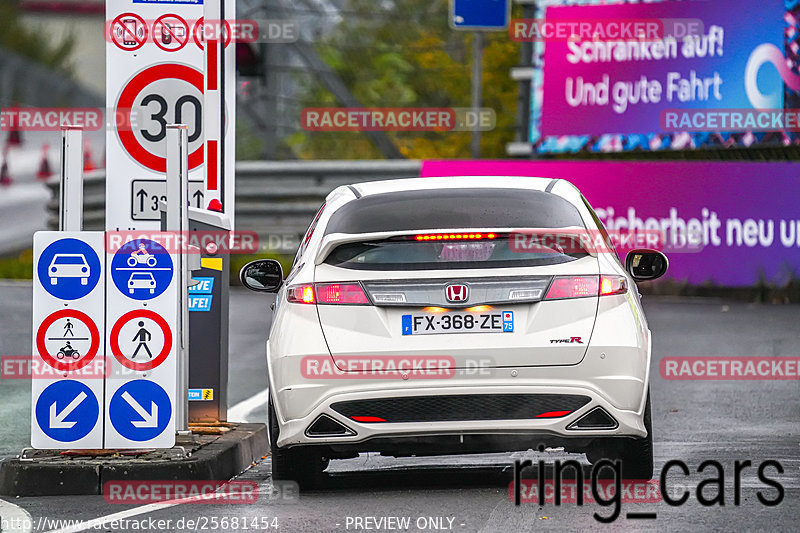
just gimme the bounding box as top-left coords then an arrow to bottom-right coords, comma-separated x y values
110,310 -> 173,371
36,309 -> 100,372
110,238 -> 173,300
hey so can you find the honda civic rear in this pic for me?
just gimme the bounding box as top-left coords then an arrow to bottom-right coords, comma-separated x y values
240,176 -> 668,485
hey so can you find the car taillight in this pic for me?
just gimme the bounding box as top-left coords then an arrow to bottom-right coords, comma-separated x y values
545,276 -> 599,299
316,283 -> 370,304
287,283 -> 370,305
600,275 -> 627,296
545,275 -> 628,300
287,284 -> 315,304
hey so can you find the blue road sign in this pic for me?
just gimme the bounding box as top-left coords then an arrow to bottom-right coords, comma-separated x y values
451,0 -> 510,30
109,380 -> 172,441
110,239 -> 173,300
35,380 -> 99,442
37,238 -> 102,300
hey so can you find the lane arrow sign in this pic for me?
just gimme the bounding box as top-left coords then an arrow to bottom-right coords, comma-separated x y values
49,391 -> 88,429
122,391 -> 159,428
136,189 -> 148,212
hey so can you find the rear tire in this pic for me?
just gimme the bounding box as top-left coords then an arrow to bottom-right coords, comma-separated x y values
585,391 -> 653,479
268,395 -> 328,489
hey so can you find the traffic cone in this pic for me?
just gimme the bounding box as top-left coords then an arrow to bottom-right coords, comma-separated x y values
7,128 -> 22,148
83,140 -> 97,171
0,148 -> 11,186
37,143 -> 53,181
6,103 -> 22,148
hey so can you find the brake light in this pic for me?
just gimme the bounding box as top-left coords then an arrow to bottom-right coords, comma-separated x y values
600,275 -> 627,296
287,284 -> 315,304
545,275 -> 628,300
545,276 -> 599,299
316,283 -> 370,304
414,233 -> 497,241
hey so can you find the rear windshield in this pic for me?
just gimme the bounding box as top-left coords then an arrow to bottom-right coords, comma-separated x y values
325,234 -> 589,271
322,188 -> 589,270
323,188 -> 584,235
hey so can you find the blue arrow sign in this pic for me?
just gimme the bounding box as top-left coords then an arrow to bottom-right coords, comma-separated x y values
35,381 -> 99,442
110,239 -> 173,300
37,238 -> 102,300
109,380 -> 171,441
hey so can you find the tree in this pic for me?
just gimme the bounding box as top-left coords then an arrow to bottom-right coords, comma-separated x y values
288,0 -> 521,159
0,1 -> 76,76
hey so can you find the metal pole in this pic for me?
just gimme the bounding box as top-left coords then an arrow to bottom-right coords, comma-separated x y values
166,124 -> 190,434
470,32 -> 484,159
59,126 -> 83,231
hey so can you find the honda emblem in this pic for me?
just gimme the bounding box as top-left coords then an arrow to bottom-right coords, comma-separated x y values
445,284 -> 469,303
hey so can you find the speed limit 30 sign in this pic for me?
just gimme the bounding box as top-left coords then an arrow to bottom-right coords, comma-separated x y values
106,0 -> 236,231
115,63 -> 204,173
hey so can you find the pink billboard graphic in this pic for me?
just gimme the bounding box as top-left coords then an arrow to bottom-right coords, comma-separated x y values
421,160 -> 800,287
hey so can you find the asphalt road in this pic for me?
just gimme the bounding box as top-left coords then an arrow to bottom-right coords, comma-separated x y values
1,283 -> 798,532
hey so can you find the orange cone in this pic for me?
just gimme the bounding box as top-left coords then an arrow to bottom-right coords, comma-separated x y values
37,144 -> 53,181
0,148 -> 11,186
83,140 -> 97,171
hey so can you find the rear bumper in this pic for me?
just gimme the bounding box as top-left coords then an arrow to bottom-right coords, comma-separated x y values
274,381 -> 648,449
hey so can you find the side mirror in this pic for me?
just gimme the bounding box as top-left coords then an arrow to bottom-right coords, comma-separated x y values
625,249 -> 668,282
240,259 -> 284,293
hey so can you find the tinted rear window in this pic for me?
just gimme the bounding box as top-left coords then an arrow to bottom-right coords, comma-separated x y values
324,234 -> 589,271
323,188 -> 584,235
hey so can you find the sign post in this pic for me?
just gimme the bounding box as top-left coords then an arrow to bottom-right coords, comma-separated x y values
449,0 -> 510,158
59,127 -> 83,231
165,124 -> 191,433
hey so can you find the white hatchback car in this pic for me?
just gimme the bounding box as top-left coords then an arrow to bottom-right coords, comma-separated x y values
241,177 -> 668,487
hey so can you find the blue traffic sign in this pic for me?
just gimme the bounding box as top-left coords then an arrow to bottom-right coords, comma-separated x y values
110,239 -> 173,300
35,380 -> 99,442
37,238 -> 102,300
109,380 -> 171,441
451,0 -> 510,30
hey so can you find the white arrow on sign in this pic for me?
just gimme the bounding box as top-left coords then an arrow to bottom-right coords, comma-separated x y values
49,391 -> 88,429
122,391 -> 159,428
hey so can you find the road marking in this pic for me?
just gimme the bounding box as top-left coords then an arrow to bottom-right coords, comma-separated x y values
0,497 -> 33,533
228,388 -> 268,422
42,500 -> 185,533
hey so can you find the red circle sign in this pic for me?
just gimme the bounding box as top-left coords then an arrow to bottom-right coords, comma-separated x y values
110,310 -> 173,372
111,13 -> 148,51
116,63 -> 204,172
36,309 -> 100,372
153,14 -> 189,53
192,17 -> 232,50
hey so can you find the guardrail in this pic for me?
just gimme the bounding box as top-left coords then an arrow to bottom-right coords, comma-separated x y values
45,160 -> 422,249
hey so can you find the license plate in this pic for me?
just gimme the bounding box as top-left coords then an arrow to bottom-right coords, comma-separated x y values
401,311 -> 514,335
